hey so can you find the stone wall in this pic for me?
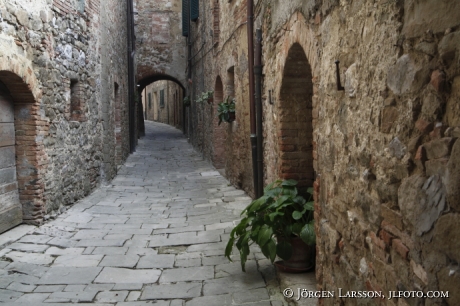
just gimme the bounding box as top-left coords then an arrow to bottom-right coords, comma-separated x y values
134,0 -> 186,87
186,0 -> 460,304
188,0 -> 254,194
0,0 -> 131,226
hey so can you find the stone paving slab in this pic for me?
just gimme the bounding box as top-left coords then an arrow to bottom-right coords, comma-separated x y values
0,122 -> 295,306
94,267 -> 161,284
141,282 -> 202,299
37,267 -> 102,285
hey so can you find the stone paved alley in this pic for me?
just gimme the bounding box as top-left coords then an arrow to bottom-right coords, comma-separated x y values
0,121 -> 315,306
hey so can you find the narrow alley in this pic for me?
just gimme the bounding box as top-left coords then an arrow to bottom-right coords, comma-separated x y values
0,121 -> 314,305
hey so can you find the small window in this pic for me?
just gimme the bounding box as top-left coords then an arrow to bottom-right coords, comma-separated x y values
160,89 -> 165,108
213,0 -> 220,46
70,79 -> 85,121
148,93 -> 152,109
77,0 -> 85,14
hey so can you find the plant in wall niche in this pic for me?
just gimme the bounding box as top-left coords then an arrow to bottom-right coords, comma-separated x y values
183,96 -> 191,107
225,179 -> 316,272
217,96 -> 235,125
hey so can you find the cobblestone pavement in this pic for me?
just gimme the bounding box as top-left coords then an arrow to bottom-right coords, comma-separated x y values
0,121 -> 297,306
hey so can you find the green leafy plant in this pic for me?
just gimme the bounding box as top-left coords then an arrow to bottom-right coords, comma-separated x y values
195,91 -> 214,104
183,96 -> 191,107
217,96 -> 235,125
201,90 -> 214,102
225,179 -> 315,271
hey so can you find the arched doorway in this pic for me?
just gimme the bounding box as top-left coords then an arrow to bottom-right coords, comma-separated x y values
0,71 -> 45,231
278,43 -> 314,189
212,76 -> 226,169
0,82 -> 22,233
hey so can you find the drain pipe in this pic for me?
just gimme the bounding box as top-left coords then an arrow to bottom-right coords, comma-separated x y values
247,0 -> 259,198
127,0 -> 136,152
255,29 -> 264,197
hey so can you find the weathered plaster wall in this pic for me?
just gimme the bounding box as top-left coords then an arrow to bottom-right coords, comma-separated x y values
0,0 -> 131,224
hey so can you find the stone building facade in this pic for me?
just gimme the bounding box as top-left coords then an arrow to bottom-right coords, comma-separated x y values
134,0 -> 186,111
186,0 -> 460,305
0,0 -> 133,232
141,80 -> 183,128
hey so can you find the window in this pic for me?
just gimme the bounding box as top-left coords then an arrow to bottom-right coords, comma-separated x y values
160,89 -> 165,108
148,93 -> 152,109
213,0 -> 220,45
182,0 -> 189,37
77,0 -> 85,14
70,79 -> 85,121
191,0 -> 199,22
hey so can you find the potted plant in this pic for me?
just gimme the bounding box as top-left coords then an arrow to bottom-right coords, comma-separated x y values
202,90 -> 214,104
225,179 -> 316,272
217,96 -> 235,125
183,96 -> 191,107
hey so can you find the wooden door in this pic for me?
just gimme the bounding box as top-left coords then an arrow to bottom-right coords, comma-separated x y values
0,88 -> 22,233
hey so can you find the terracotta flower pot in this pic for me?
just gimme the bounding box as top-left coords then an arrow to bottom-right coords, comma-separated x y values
276,236 -> 315,272
228,111 -> 235,122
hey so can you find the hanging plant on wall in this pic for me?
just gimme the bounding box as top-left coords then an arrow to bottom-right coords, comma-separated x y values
195,90 -> 214,104
217,96 -> 235,125
202,90 -> 214,104
183,96 -> 191,107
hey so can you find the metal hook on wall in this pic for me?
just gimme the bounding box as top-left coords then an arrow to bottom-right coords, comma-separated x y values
268,90 -> 274,105
335,60 -> 345,91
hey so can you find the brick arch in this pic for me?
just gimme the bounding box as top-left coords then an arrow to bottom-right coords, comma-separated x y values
277,43 -> 314,189
212,76 -> 226,169
0,70 -> 47,226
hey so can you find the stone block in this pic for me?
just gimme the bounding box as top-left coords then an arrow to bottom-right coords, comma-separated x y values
37,267 -> 102,285
415,118 -> 433,134
0,147 -> 15,169
52,255 -> 103,267
392,239 -> 409,260
0,123 -> 15,147
203,272 -> 266,296
160,266 -> 214,283
446,140 -> 460,211
380,204 -> 403,230
430,70 -> 447,93
425,158 -> 449,177
437,265 -> 460,305
439,31 -> 460,65
380,106 -> 398,133
410,260 -> 428,285
446,76 -> 460,127
387,54 -> 429,95
141,282 -> 202,299
45,291 -> 97,303
433,213 -> 460,263
403,1 -> 460,37
98,254 -> 139,268
94,267 -> 161,284
424,138 -> 455,160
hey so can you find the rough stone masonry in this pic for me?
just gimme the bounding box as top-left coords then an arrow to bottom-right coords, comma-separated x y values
184,0 -> 460,305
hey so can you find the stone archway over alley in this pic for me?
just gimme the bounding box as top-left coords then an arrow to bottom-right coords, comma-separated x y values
0,121 -> 315,306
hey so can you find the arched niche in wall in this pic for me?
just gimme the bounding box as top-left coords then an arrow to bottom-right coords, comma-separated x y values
212,76 -> 226,169
277,43 -> 314,190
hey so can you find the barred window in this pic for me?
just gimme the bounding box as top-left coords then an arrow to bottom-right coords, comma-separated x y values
160,89 -> 165,108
